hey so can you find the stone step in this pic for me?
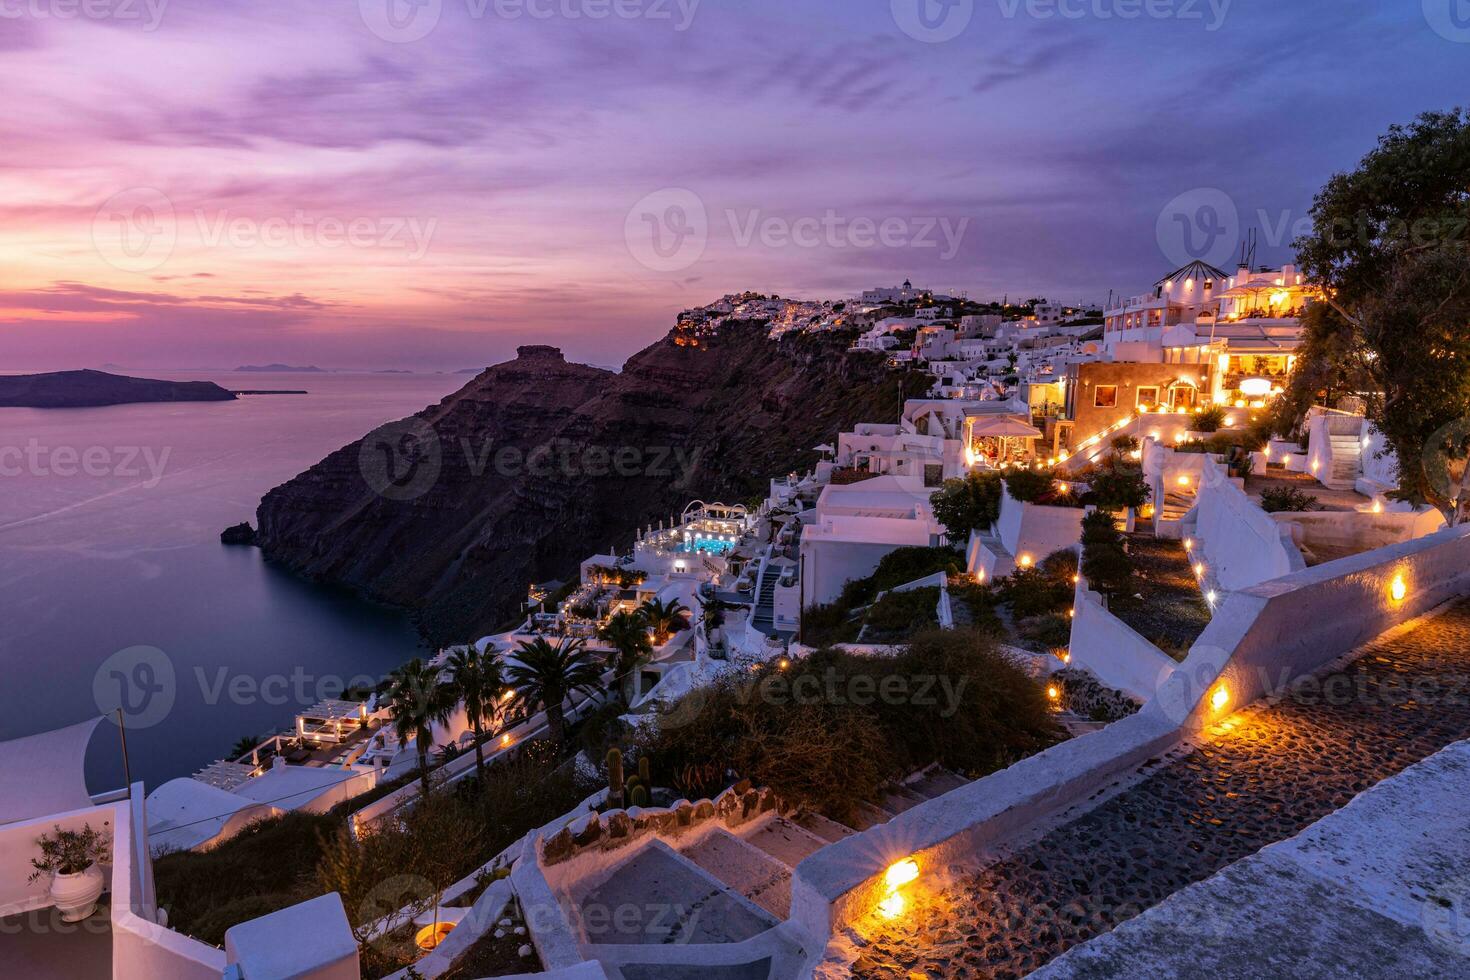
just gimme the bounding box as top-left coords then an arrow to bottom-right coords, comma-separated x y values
737,815 -> 828,869
792,810 -> 857,843
843,801 -> 898,832
679,828 -> 792,919
877,786 -> 928,815
903,764 -> 970,799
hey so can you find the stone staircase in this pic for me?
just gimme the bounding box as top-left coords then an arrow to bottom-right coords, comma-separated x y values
1157,486 -> 1195,524
1324,433 -> 1362,490
581,765 -> 972,979
750,572 -> 779,635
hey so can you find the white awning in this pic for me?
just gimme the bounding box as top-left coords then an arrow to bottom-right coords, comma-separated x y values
0,717 -> 105,825
969,417 -> 1042,438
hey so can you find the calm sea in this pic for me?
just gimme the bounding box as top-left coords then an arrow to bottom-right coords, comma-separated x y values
0,371 -> 465,792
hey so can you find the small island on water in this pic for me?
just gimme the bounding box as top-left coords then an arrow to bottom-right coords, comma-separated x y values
234,363 -> 325,373
0,369 -> 237,408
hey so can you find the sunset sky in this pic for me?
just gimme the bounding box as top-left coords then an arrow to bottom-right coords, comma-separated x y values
1,0 -> 1464,372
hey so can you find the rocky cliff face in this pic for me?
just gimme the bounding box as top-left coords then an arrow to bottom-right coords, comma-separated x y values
254,322 -> 922,644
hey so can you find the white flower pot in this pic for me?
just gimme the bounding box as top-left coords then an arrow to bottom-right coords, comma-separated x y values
50,865 -> 104,922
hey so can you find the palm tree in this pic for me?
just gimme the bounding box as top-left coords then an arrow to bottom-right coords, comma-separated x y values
385,658 -> 457,797
507,637 -> 604,746
443,644 -> 506,779
598,611 -> 653,703
638,597 -> 689,645
229,734 -> 260,763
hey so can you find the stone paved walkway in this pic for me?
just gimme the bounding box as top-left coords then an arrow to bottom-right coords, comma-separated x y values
851,599 -> 1470,979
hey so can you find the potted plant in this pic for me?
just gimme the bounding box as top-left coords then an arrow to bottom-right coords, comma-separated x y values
29,822 -> 110,921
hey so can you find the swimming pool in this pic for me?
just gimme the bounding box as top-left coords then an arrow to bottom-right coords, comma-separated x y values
674,534 -> 737,556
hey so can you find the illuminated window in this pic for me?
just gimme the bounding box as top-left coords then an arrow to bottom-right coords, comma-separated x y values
1094,385 -> 1118,409
1135,385 -> 1159,409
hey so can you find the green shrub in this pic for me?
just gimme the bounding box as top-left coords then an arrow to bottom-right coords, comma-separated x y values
1259,485 -> 1319,512
1020,612 -> 1073,648
998,567 -> 1073,619
1004,468 -> 1055,503
1081,509 -> 1121,545
1194,406 -> 1228,432
633,629 -> 1059,818
929,470 -> 1003,537
1086,465 -> 1151,511
1110,434 -> 1140,454
864,587 -> 941,636
836,545 -> 961,607
1082,541 -> 1134,597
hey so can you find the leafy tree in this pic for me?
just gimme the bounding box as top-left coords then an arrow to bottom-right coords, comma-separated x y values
384,659 -> 458,797
1080,513 -> 1133,599
508,637 -> 604,746
637,598 -> 688,645
1290,108 -> 1470,524
443,644 -> 506,778
1003,468 -> 1055,503
229,734 -> 261,762
929,470 -> 1003,537
1086,465 -> 1151,512
1081,509 -> 1121,546
598,610 -> 654,701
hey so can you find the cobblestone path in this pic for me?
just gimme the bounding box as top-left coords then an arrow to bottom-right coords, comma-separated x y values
851,599 -> 1470,979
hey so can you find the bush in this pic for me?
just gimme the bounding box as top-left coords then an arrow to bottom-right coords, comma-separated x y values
1081,509 -> 1121,545
1259,485 -> 1319,512
836,545 -> 961,608
1020,612 -> 1073,648
1111,434 -> 1140,454
929,470 -> 1003,537
1086,464 -> 1150,511
864,587 -> 941,636
1082,541 -> 1134,597
1194,406 -> 1229,432
633,629 -> 1059,819
1004,468 -> 1056,503
998,566 -> 1073,619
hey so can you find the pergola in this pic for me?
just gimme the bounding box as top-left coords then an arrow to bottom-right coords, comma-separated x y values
968,416 -> 1043,464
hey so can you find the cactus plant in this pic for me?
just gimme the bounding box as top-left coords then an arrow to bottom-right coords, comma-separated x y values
629,785 -> 649,808
606,747 -> 624,809
638,755 -> 650,786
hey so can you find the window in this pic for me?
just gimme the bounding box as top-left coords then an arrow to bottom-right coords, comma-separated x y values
1136,386 -> 1160,409
1094,385 -> 1118,408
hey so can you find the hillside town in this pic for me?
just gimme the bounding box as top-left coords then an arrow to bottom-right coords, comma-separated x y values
5,117 -> 1470,980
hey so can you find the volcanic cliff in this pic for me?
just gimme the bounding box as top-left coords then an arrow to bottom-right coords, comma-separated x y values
253,321 -> 924,644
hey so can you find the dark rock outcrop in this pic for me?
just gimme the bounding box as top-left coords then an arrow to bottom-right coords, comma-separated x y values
254,322 -> 926,644
220,522 -> 257,546
0,370 -> 236,408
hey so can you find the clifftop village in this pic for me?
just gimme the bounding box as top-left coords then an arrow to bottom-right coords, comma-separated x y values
8,217 -> 1470,980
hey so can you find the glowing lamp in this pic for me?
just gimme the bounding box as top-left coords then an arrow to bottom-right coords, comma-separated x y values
1390,575 -> 1407,603
885,858 -> 920,890
1224,416 -> 1237,427
1018,554 -> 1033,568
1210,685 -> 1230,712
1206,589 -> 1218,604
778,657 -> 790,670
878,894 -> 906,919
975,569 -> 986,583
1178,475 -> 1191,486
1174,433 -> 1186,444
501,733 -> 514,747
1130,449 -> 1143,460
1217,354 -> 1230,371
1371,499 -> 1383,514
1057,482 -> 1070,494
1194,562 -> 1205,577
1239,378 -> 1273,398
1046,685 -> 1060,700
416,922 -> 456,951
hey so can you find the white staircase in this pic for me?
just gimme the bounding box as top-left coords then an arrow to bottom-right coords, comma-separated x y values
1324,434 -> 1362,490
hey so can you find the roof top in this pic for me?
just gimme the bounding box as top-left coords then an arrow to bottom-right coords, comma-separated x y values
1155,260 -> 1231,288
